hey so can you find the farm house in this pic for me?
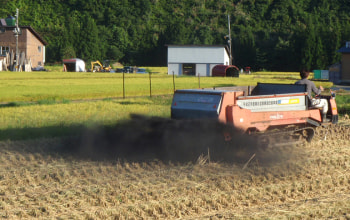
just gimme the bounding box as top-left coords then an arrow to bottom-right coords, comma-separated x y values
166,45 -> 230,76
0,16 -> 47,70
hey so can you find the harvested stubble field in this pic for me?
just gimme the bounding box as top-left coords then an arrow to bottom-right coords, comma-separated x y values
0,123 -> 350,219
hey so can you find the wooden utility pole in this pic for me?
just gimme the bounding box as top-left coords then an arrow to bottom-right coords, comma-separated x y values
228,15 -> 232,65
14,8 -> 20,71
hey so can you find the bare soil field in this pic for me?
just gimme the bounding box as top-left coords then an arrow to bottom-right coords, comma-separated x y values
0,120 -> 350,219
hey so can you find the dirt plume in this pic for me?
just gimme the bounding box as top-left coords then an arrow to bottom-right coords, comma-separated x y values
64,115 -> 263,162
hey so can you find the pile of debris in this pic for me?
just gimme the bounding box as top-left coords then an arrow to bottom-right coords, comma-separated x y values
0,50 -> 32,72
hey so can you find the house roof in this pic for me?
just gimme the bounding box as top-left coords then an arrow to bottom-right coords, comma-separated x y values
338,46 -> 350,53
166,44 -> 227,47
2,25 -> 48,46
166,44 -> 230,56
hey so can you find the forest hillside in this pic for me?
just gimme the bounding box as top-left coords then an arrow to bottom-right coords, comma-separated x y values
1,0 -> 350,71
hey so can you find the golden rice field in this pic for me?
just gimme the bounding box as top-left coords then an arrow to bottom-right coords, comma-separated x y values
0,97 -> 171,130
0,123 -> 350,219
0,69 -> 333,102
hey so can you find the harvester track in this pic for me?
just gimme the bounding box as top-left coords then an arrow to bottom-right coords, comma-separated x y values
253,123 -> 350,150
252,126 -> 315,149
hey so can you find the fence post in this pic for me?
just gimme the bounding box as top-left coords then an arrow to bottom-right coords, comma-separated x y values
173,71 -> 175,92
198,73 -> 200,88
123,70 -> 125,99
149,71 -> 152,97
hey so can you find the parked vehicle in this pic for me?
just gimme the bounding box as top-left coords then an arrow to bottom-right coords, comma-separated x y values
136,68 -> 147,74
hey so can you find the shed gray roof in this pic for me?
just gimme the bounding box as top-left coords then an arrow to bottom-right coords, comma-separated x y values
165,44 -> 230,56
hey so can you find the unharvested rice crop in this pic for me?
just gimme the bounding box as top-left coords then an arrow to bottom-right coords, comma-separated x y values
0,71 -> 332,102
0,123 -> 350,219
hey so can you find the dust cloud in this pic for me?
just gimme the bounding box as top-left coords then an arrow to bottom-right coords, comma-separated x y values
64,114 -> 296,163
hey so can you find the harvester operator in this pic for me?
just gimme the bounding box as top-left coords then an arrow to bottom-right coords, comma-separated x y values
295,70 -> 328,122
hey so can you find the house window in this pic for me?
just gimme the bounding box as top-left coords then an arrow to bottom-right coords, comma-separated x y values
183,63 -> 196,76
0,46 -> 9,56
38,46 -> 42,53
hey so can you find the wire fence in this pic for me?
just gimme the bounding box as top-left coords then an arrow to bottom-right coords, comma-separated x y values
120,71 -> 205,99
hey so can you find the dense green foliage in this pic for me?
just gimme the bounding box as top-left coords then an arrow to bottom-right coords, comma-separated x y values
1,0 -> 350,71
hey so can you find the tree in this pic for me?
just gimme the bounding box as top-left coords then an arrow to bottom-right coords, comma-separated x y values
61,45 -> 76,59
1,0 -> 350,69
79,15 -> 100,60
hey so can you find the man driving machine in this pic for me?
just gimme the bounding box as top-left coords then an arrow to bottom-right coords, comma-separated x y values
295,70 -> 329,122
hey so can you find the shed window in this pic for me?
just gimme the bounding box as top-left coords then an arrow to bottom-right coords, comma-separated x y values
0,46 -> 9,56
183,63 -> 196,76
38,46 -> 42,53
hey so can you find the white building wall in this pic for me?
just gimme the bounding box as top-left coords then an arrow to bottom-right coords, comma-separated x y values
167,45 -> 230,76
75,59 -> 86,72
168,46 -> 228,64
168,63 -> 180,75
224,51 -> 230,65
196,64 -> 207,76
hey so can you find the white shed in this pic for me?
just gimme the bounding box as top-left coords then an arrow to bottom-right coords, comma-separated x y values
167,45 -> 230,76
63,58 -> 86,72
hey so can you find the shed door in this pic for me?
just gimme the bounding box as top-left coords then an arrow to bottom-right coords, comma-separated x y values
183,63 -> 196,76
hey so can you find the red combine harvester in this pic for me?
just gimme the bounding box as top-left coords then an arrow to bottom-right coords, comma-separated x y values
171,83 -> 338,147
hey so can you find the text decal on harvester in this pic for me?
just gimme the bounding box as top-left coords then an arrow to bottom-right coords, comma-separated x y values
278,99 -> 300,105
270,113 -> 284,120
